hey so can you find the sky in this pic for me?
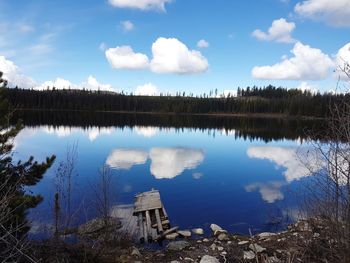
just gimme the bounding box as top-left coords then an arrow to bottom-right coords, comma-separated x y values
0,0 -> 350,96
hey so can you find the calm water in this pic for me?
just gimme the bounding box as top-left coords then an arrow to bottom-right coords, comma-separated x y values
12,112 -> 324,237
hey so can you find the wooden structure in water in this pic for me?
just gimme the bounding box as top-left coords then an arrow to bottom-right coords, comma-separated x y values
133,189 -> 176,243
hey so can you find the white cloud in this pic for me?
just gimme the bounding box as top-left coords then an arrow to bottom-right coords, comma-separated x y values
197,39 -> 209,48
99,42 -> 108,51
87,127 -> 115,141
150,37 -> 209,74
105,46 -> 149,70
120,20 -> 134,31
0,56 -> 36,89
222,90 -> 237,97
296,82 -> 318,93
134,126 -> 159,137
245,181 -> 286,203
35,76 -> 116,92
247,146 -> 321,182
134,83 -> 159,96
335,42 -> 350,80
149,147 -> 205,179
106,149 -> 148,170
28,44 -> 54,55
252,18 -> 296,43
19,24 -> 35,33
108,0 -> 172,12
252,42 -> 334,80
192,172 -> 203,179
295,0 -> 350,27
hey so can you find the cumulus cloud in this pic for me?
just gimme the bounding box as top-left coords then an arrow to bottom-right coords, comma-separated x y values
134,126 -> 159,137
150,37 -> 209,74
335,42 -> 350,80
296,82 -> 318,93
120,20 -> 134,31
245,181 -> 287,203
197,39 -> 209,48
149,147 -> 205,179
35,76 -> 115,92
247,146 -> 321,182
252,18 -> 296,43
105,46 -> 149,70
108,0 -> 172,12
106,149 -> 148,170
252,42 -> 334,80
295,0 -> 350,27
0,56 -> 36,89
134,83 -> 159,96
105,38 -> 209,74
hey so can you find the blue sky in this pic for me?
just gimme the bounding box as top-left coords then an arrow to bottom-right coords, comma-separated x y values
0,0 -> 349,95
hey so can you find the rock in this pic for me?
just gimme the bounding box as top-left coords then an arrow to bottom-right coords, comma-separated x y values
119,255 -> 131,263
78,217 -> 121,237
258,232 -> 276,239
167,241 -> 190,251
214,229 -> 228,236
197,240 -> 202,243
192,228 -> 204,235
313,233 -> 320,238
203,238 -> 210,242
266,256 -> 281,263
227,241 -> 232,245
200,255 -> 220,263
170,261 -> 180,263
217,246 -> 224,251
221,251 -> 227,255
243,251 -> 255,260
131,247 -> 142,258
217,233 -> 228,241
178,230 -> 191,238
210,243 -> 216,251
249,243 -> 266,253
210,224 -> 222,233
184,258 -> 194,262
238,241 -> 249,245
166,233 -> 179,240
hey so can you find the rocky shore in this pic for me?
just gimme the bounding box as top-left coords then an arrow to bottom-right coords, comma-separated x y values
111,218 -> 333,263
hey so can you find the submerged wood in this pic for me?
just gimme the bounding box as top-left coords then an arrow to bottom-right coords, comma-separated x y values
133,189 -> 174,243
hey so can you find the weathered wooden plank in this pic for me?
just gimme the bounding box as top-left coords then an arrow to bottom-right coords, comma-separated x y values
154,226 -> 179,241
145,210 -> 152,242
152,219 -> 170,228
133,190 -> 162,214
138,213 -> 145,243
155,208 -> 163,233
162,206 -> 168,219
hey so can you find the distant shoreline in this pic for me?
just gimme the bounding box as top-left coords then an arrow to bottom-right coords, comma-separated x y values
14,108 -> 325,121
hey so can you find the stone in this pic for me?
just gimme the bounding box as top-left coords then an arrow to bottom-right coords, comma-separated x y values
203,238 -> 210,242
200,255 -> 220,263
210,243 -> 216,250
184,258 -> 194,262
167,241 -> 190,251
249,243 -> 266,253
313,233 -> 320,238
192,228 -> 204,235
166,233 -> 179,240
217,233 -> 228,241
266,256 -> 281,263
217,246 -> 224,251
243,251 -> 255,260
178,230 -> 191,238
214,229 -> 228,236
238,241 -> 249,245
210,224 -> 222,233
227,241 -> 232,245
131,248 -> 142,258
170,261 -> 180,263
258,232 -> 276,239
221,251 -> 227,255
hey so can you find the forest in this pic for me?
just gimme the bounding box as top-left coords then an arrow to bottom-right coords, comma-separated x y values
3,85 -> 348,118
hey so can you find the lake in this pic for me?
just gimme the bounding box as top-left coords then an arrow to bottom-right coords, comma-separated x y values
12,111 -> 326,238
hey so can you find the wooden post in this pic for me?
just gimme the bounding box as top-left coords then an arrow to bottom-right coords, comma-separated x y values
155,208 -> 163,234
138,213 -> 145,243
145,210 -> 152,242
162,206 -> 168,219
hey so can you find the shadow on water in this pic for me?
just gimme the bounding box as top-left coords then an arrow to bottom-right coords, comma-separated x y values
13,110 -> 326,142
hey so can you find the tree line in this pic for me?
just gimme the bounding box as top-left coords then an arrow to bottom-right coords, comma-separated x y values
3,85 -> 349,118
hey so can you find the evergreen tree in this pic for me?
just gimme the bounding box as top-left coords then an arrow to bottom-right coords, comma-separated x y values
0,71 -> 56,261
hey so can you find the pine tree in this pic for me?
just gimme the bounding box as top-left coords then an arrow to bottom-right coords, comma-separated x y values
0,71 -> 56,260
